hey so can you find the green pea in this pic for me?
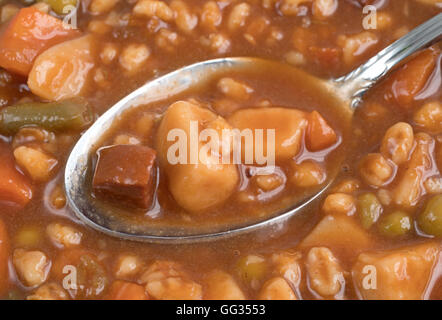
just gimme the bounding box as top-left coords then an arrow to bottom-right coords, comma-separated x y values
357,193 -> 383,229
237,254 -> 267,284
378,211 -> 412,237
418,195 -> 442,237
39,0 -> 77,15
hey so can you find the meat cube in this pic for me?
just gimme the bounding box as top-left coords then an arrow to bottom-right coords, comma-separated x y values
93,144 -> 157,209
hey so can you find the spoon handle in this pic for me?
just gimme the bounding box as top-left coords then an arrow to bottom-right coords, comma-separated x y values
335,12 -> 442,108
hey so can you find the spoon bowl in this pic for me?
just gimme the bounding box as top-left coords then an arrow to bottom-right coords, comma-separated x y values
65,13 -> 442,243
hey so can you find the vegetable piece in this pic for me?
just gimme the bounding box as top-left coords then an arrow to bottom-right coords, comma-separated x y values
306,111 -> 337,151
357,193 -> 383,229
28,35 -> 95,101
236,255 -> 267,286
418,195 -> 442,237
0,7 -> 80,76
0,98 -> 93,134
14,146 -> 58,182
300,214 -> 374,256
40,0 -> 78,15
0,142 -> 32,209
386,47 -> 439,107
93,145 -> 157,209
378,211 -> 412,237
352,242 -> 440,299
228,107 -> 308,160
156,101 -> 239,212
105,281 -> 148,300
0,220 -> 9,296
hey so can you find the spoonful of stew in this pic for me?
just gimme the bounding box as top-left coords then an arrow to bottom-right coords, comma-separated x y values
64,13 -> 442,243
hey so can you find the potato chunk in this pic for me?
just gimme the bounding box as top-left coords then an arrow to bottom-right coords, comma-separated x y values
228,107 -> 308,161
93,145 -> 157,209
28,35 -> 95,101
204,270 -> 246,300
156,101 -> 239,212
300,215 -> 374,256
352,242 -> 440,300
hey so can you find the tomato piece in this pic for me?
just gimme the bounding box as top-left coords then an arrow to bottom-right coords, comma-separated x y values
0,220 -> 9,296
386,48 -> 439,108
0,142 -> 32,209
105,281 -> 149,300
306,111 -> 338,151
0,7 -> 80,76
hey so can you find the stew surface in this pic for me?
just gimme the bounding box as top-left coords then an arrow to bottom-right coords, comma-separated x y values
0,0 -> 441,300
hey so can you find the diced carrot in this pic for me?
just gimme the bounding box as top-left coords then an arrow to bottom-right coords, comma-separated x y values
386,47 -> 439,108
0,8 -> 80,76
105,281 -> 149,300
0,142 -> 32,209
306,111 -> 337,151
28,35 -> 95,101
0,220 -> 9,296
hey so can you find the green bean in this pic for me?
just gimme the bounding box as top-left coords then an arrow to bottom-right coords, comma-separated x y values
418,195 -> 442,237
357,193 -> 383,229
0,98 -> 94,134
378,211 -> 412,237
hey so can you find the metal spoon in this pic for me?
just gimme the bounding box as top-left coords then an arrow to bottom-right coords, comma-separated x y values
65,13 -> 442,243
